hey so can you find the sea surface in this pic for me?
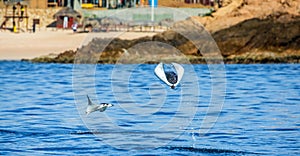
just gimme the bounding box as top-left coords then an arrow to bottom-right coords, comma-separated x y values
0,61 -> 299,155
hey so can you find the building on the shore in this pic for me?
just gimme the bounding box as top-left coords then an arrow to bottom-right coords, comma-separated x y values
0,0 -> 143,9
53,7 -> 81,29
0,0 -> 73,9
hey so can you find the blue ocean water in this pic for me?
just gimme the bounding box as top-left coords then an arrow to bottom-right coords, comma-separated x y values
0,61 -> 299,155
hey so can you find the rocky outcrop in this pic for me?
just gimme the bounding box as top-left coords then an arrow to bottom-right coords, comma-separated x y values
213,12 -> 300,56
25,50 -> 75,63
27,12 -> 300,64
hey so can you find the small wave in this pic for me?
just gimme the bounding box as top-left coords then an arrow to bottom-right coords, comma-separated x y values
263,128 -> 300,132
0,129 -> 94,137
0,129 -> 58,137
165,146 -> 254,154
70,130 -> 177,135
70,131 -> 99,135
29,147 -> 100,152
1,129 -> 173,137
0,129 -> 18,135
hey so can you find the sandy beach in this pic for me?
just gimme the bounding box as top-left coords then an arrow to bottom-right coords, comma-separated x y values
0,30 -> 157,60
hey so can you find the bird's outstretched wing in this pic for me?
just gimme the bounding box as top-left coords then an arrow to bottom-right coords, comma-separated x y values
172,62 -> 184,87
154,62 -> 173,86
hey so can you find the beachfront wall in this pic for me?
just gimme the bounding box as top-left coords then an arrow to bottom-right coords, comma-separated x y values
29,0 -> 47,9
82,7 -> 211,19
1,0 -> 48,9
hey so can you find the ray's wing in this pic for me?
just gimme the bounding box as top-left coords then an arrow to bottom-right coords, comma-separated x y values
154,62 -> 172,86
87,95 -> 93,106
172,62 -> 184,87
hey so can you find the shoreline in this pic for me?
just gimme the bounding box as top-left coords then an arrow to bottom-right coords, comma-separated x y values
0,30 -> 86,60
0,30 -> 157,60
2,28 -> 299,64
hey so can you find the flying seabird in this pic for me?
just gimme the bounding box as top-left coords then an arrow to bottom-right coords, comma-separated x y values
154,62 -> 184,89
85,95 -> 113,115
